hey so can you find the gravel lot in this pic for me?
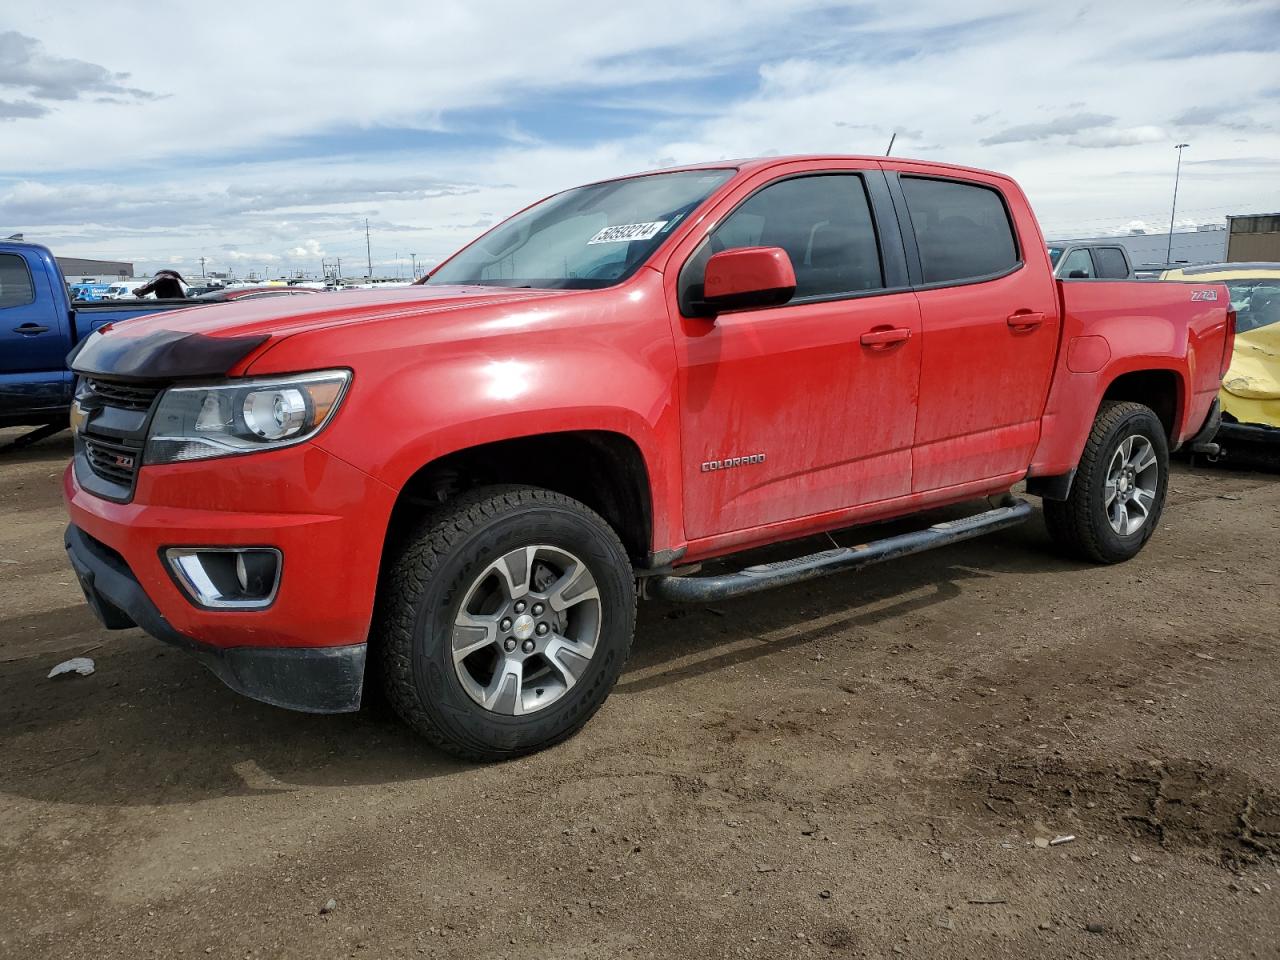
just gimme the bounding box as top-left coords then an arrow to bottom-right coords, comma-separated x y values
2,427 -> 1277,959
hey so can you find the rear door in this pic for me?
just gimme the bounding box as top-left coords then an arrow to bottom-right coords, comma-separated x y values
0,250 -> 72,420
667,164 -> 922,540
889,168 -> 1060,492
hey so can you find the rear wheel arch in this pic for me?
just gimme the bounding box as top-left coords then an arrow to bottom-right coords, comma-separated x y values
1099,368 -> 1186,443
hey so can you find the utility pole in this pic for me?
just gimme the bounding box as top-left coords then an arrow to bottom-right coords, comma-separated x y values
1166,143 -> 1190,266
365,218 -> 373,280
199,256 -> 207,278
410,253 -> 417,280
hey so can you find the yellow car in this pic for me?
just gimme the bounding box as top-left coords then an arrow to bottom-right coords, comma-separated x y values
1162,263 -> 1280,445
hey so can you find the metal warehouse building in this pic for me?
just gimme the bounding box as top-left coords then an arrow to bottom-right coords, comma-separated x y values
1226,213 -> 1280,262
56,256 -> 134,279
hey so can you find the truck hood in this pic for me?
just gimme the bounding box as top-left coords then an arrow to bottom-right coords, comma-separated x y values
69,285 -> 572,380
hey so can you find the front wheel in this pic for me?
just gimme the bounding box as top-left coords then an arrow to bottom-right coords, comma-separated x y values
1043,400 -> 1170,564
375,486 -> 636,761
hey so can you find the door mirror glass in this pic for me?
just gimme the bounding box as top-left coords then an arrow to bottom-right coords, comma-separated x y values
702,247 -> 796,314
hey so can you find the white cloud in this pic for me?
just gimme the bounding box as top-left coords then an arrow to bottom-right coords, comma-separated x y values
289,239 -> 326,258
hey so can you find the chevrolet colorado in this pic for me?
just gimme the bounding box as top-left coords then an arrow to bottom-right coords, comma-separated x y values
63,156 -> 1234,760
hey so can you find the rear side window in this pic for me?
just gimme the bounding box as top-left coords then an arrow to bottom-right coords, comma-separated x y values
680,173 -> 884,307
0,254 -> 36,309
1060,248 -> 1095,279
1094,247 -> 1130,279
900,176 -> 1019,285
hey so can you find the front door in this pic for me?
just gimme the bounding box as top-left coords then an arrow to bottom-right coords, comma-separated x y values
0,251 -> 71,420
670,169 -> 922,541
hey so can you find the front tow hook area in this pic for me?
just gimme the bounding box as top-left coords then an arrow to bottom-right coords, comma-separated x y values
63,525 -> 367,714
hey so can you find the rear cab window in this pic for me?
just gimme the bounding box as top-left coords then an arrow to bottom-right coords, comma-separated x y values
1093,247 -> 1130,279
1060,248 -> 1095,279
899,176 -> 1020,285
0,253 -> 36,309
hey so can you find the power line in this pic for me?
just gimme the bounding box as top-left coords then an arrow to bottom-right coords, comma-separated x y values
365,218 -> 373,280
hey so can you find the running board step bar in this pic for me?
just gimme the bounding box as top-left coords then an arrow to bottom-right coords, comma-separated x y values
646,498 -> 1034,602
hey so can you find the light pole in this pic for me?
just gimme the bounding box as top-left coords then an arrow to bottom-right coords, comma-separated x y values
1165,143 -> 1189,266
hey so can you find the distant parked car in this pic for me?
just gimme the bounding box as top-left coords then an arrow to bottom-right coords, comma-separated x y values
1162,262 -> 1280,447
101,282 -> 137,300
193,286 -> 320,302
1047,241 -> 1134,280
69,282 -> 111,301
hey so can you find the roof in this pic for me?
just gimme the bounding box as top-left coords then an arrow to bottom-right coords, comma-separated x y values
1046,239 -> 1127,248
577,154 -> 1012,188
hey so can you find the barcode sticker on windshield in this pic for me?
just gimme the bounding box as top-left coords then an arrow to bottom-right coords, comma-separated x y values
587,221 -> 668,244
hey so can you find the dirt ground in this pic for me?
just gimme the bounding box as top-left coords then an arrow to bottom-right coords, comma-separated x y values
1,427 -> 1278,960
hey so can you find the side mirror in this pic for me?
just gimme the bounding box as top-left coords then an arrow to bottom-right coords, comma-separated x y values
1067,269 -> 1089,279
702,247 -> 797,314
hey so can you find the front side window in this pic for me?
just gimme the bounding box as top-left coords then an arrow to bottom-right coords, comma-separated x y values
1094,247 -> 1130,279
680,174 -> 884,309
1226,280 -> 1280,333
429,169 -> 734,290
0,254 -> 35,309
1060,248 -> 1095,279
900,176 -> 1019,285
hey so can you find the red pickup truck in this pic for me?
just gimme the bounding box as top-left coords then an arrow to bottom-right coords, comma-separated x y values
63,156 -> 1233,760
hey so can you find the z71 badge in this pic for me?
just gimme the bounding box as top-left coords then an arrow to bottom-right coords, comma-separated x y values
701,453 -> 766,472
1190,289 -> 1219,301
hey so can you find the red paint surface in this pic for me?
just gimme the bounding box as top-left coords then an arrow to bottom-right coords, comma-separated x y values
65,156 -> 1232,653
703,246 -> 796,302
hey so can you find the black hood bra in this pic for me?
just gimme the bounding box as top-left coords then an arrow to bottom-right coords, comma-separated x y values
68,328 -> 270,381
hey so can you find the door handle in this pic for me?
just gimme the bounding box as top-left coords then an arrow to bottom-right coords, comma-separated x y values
1007,311 -> 1045,331
13,323 -> 50,335
860,327 -> 912,349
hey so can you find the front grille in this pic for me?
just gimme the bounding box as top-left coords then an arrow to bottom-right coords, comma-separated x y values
83,378 -> 163,411
83,436 -> 142,488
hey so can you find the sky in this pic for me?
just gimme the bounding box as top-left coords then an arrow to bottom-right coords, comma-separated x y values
2,0 -> 1277,278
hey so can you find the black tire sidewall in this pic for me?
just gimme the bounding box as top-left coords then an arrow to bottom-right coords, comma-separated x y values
1084,408 -> 1169,560
409,503 -> 634,756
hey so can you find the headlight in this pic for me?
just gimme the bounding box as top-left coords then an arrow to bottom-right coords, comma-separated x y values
145,370 -> 351,464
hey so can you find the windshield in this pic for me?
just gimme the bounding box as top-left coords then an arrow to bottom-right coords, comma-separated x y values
1226,280 -> 1280,333
1047,246 -> 1065,267
429,169 -> 734,289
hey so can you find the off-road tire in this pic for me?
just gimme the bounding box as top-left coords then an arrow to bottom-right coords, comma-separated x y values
1044,400 -> 1169,564
375,485 -> 635,761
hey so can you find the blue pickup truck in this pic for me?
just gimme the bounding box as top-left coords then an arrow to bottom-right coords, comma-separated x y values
1,241 -> 199,438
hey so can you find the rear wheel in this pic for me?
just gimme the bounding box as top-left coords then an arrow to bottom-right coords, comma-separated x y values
1044,401 -> 1169,564
375,485 -> 635,761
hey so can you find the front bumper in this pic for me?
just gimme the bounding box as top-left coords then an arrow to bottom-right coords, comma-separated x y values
65,525 -> 365,712
62,441 -> 398,713
1217,418 -> 1280,444
1219,389 -> 1280,444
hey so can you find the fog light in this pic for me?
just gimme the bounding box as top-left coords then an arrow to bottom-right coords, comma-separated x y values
165,547 -> 282,609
